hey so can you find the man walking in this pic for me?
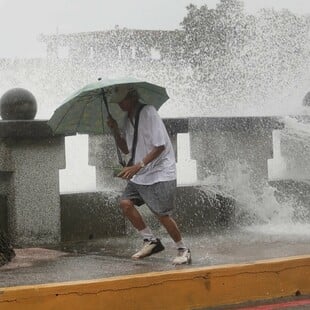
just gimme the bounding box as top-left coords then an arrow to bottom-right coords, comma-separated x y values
107,85 -> 191,265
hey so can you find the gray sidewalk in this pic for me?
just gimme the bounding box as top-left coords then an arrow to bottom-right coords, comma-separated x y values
1,225 -> 310,288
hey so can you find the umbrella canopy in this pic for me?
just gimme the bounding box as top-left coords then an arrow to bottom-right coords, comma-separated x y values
47,77 -> 169,135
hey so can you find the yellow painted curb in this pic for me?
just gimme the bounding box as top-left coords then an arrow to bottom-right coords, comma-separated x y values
0,255 -> 309,310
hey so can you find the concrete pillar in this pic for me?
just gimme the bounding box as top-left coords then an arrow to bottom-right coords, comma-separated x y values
268,124 -> 310,181
88,134 -> 125,190
0,121 -> 65,246
267,130 -> 289,180
163,118 -> 189,161
176,133 -> 197,185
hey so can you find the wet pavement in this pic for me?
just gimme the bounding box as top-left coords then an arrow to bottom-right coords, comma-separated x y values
1,224 -> 310,288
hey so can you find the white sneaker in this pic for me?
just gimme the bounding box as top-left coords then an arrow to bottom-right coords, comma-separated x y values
172,248 -> 192,265
132,238 -> 165,259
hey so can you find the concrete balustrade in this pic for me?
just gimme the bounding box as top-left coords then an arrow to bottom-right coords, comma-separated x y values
0,115 -> 287,245
189,117 -> 284,190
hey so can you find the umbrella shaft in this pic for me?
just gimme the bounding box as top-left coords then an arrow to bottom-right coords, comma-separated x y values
101,90 -> 112,117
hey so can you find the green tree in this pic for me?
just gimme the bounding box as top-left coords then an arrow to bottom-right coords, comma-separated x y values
180,0 -> 248,66
179,1 -> 310,110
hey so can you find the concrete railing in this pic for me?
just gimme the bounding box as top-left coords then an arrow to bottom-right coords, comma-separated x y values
89,117 -> 283,191
0,116 -> 284,246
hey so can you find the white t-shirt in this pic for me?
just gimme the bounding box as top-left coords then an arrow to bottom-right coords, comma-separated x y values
124,104 -> 176,185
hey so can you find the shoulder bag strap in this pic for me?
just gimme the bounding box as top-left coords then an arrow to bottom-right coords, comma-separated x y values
127,104 -> 146,166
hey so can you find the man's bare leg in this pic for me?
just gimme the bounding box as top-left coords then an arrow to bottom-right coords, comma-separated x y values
158,215 -> 182,243
120,199 -> 165,259
159,215 -> 191,265
120,199 -> 146,230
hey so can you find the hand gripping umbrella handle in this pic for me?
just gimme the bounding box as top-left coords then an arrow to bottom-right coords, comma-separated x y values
101,90 -> 126,167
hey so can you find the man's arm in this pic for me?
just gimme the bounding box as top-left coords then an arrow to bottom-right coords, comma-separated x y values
117,145 -> 165,179
107,117 -> 129,154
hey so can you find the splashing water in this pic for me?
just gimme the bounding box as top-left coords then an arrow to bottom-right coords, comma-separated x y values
1,4 -> 310,234
203,156 -> 310,236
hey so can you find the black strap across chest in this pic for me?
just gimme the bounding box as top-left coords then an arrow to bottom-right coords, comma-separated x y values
127,104 -> 146,166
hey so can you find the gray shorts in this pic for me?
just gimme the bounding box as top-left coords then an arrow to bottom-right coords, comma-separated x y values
120,180 -> 177,216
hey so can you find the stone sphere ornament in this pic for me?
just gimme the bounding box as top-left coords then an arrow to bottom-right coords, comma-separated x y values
0,88 -> 37,120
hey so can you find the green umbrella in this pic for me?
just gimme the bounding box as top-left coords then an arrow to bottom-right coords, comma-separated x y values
47,77 -> 169,136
